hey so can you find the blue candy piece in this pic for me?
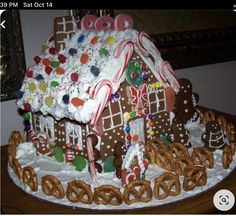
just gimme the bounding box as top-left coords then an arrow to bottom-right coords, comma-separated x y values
77,34 -> 85,43
62,94 -> 70,104
90,66 -> 100,77
68,48 -> 77,56
125,125 -> 131,133
15,90 -> 24,99
36,74 -> 44,80
114,92 -> 120,98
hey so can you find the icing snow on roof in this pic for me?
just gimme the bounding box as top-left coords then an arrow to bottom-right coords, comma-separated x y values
17,14 -> 180,126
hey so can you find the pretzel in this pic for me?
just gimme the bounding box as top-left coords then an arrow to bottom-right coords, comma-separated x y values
169,143 -> 190,160
8,130 -> 23,147
94,185 -> 123,206
66,180 -> 93,204
230,142 -> 236,156
183,166 -> 207,191
22,166 -> 38,191
7,144 -> 16,167
226,123 -> 235,142
12,158 -> 23,179
123,179 -> 152,205
202,110 -> 215,125
191,147 -> 214,168
155,149 -> 176,171
41,175 -> 65,199
216,115 -> 227,132
222,145 -> 233,169
150,138 -> 166,150
153,172 -> 181,200
174,157 -> 194,176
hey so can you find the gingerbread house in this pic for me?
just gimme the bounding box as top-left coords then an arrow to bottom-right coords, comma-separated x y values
17,14 -> 180,164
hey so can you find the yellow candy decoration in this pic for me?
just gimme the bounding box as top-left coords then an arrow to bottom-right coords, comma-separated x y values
124,112 -> 131,121
106,36 -> 115,45
39,82 -> 48,92
45,96 -> 54,106
28,82 -> 36,92
148,130 -> 155,136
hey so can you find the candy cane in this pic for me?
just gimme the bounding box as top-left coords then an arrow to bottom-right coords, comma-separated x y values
137,32 -> 161,57
158,60 -> 180,92
113,40 -> 134,83
86,136 -> 97,179
90,80 -> 113,128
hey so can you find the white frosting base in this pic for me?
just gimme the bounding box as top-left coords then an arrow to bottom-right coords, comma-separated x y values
8,122 -> 236,210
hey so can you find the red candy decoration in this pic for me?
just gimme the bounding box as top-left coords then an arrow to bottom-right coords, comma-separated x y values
81,14 -> 97,30
90,37 -> 98,45
58,54 -> 66,63
95,16 -> 115,31
71,97 -> 84,107
114,14 -> 133,31
23,103 -> 31,111
49,47 -> 56,55
71,72 -> 79,81
26,70 -> 33,78
45,66 -> 53,75
42,58 -> 51,67
80,53 -> 89,64
34,56 -> 41,64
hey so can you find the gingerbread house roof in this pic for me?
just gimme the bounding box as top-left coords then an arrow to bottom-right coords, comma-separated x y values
17,14 -> 180,127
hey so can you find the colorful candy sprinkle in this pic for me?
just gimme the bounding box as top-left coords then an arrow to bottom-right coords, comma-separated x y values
125,125 -> 130,133
106,36 -> 115,45
62,94 -> 70,104
34,56 -> 41,64
148,130 -> 155,136
90,65 -> 100,77
143,73 -> 149,81
69,48 -> 77,56
23,112 -> 30,121
51,60 -> 60,68
39,82 -> 47,92
71,72 -> 79,81
49,47 -> 56,55
42,58 -> 51,67
90,37 -> 98,45
50,80 -> 59,88
41,44 -> 49,52
45,66 -> 53,75
36,74 -> 44,80
71,97 -> 84,107
80,53 -> 89,64
28,82 -> 36,92
58,54 -> 66,63
56,67 -> 65,75
23,103 -> 31,111
77,34 -> 85,43
45,96 -> 54,106
99,48 -> 109,58
26,70 -> 33,78
132,134 -> 139,142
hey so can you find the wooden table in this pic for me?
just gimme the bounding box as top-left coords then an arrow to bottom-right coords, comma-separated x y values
1,107 -> 236,214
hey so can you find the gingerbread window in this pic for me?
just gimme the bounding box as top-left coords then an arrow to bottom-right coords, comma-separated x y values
39,115 -> 55,141
148,89 -> 166,114
65,122 -> 83,150
102,100 -> 123,131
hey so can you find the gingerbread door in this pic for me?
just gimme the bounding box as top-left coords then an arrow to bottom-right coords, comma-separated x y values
129,117 -> 146,144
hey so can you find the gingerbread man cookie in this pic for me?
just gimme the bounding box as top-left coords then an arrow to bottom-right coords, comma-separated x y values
168,118 -> 191,148
202,120 -> 227,151
173,78 -> 199,124
35,133 -> 55,156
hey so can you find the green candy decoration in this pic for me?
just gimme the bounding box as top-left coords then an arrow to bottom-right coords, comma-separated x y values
50,80 -> 59,88
72,156 -> 87,171
54,146 -> 64,163
51,60 -> 60,68
125,60 -> 143,86
104,156 -> 116,172
23,112 -> 30,121
99,48 -> 109,58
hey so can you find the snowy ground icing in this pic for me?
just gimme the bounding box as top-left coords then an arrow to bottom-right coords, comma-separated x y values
8,122 -> 236,210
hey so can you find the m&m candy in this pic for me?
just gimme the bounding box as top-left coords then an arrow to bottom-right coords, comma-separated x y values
45,96 -> 54,106
39,82 -> 47,92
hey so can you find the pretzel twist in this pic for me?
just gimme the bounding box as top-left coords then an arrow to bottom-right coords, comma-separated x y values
169,143 -> 190,160
42,175 -> 65,199
7,144 -> 16,167
23,166 -> 38,191
123,179 -> 152,205
66,179 -> 93,204
183,166 -> 207,191
8,130 -> 23,147
191,147 -> 214,168
12,158 -> 23,179
174,157 -> 194,176
226,123 -> 235,143
222,145 -> 233,169
155,149 -> 176,171
150,138 -> 166,150
216,115 -> 227,132
202,110 -> 215,125
153,172 -> 181,200
94,185 -> 123,206
230,142 -> 236,156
